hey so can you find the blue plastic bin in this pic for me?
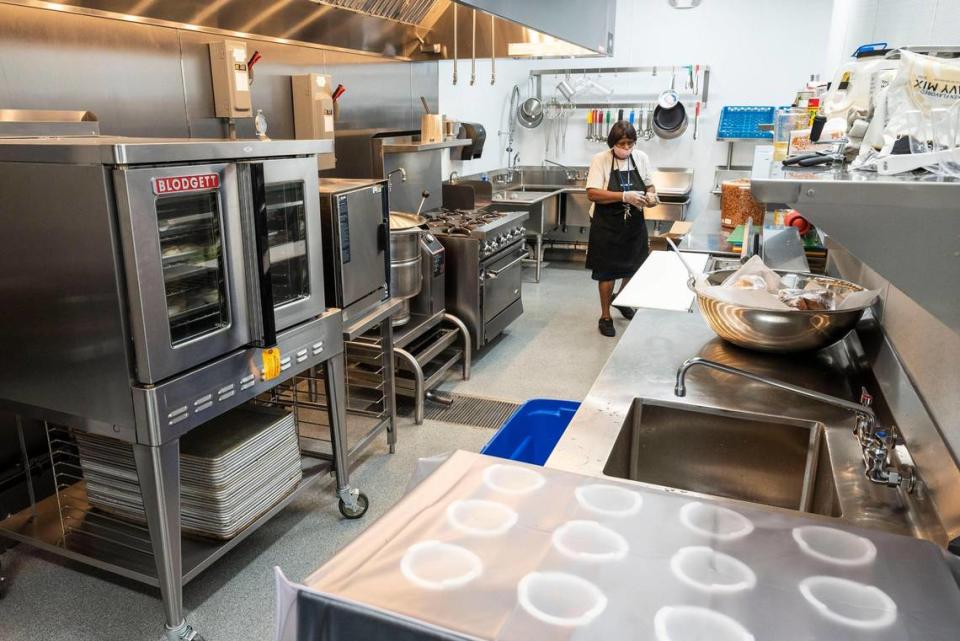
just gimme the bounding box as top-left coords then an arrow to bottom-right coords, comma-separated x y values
481,399 -> 580,466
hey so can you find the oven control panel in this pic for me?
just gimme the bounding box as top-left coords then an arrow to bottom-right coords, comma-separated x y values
480,225 -> 526,258
422,233 -> 446,276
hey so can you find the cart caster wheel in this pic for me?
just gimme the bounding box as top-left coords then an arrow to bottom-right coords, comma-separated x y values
339,492 -> 369,519
165,621 -> 203,641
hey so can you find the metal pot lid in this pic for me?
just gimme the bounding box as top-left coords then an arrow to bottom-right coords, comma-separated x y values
389,211 -> 427,230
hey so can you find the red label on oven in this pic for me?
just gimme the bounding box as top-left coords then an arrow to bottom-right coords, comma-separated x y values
153,173 -> 220,195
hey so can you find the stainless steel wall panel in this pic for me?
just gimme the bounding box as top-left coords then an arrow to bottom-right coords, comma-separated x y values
0,162 -> 136,431
382,149 -> 443,212
325,62 -> 436,132
828,241 -> 960,541
0,3 -> 190,137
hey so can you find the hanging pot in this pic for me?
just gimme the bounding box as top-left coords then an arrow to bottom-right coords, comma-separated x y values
518,96 -> 544,128
517,77 -> 544,129
653,102 -> 689,139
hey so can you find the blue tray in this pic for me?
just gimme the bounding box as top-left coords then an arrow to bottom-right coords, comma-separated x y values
717,106 -> 775,140
481,398 -> 580,466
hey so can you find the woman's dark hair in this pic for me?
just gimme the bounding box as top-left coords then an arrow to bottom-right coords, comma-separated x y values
607,120 -> 638,148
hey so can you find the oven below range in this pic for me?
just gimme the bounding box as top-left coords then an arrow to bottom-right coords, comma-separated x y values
437,236 -> 527,350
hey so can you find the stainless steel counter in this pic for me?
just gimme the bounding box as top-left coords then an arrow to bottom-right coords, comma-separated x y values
677,209 -> 739,256
547,307 -> 947,543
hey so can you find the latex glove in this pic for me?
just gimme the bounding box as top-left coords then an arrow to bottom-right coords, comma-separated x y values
644,192 -> 659,208
622,191 -> 646,207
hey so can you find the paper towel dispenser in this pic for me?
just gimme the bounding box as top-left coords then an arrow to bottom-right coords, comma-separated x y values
457,123 -> 485,160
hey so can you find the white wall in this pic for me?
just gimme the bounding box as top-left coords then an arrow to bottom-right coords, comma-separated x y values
438,0 -> 836,217
870,0 -> 960,46
827,0 -> 960,72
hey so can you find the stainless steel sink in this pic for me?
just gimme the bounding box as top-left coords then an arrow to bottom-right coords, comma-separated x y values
492,189 -> 556,202
603,399 -> 841,517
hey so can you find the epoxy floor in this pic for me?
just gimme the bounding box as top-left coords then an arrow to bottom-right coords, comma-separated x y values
0,262 -> 624,641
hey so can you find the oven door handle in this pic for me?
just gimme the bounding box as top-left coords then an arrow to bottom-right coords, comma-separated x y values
485,252 -> 529,279
247,162 -> 278,348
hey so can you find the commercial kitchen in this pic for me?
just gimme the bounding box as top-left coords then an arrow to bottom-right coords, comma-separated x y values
1,1 -> 959,640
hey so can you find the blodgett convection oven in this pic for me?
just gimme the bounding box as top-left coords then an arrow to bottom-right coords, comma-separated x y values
0,137 -> 337,437
0,136 -> 360,641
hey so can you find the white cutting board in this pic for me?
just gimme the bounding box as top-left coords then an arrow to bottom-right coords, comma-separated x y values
613,250 -> 709,312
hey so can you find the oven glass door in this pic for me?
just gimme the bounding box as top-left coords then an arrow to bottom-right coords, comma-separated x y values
260,158 -> 326,331
115,163 -> 251,384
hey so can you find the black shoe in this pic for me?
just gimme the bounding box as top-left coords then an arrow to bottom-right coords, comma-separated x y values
614,304 -> 636,320
598,317 -> 616,337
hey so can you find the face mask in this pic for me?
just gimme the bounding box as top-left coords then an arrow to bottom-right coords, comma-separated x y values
612,146 -> 631,160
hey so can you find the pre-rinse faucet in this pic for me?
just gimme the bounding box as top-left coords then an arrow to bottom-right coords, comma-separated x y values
543,159 -> 580,181
675,357 -> 914,490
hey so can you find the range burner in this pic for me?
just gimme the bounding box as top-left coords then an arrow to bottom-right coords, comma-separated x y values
425,207 -> 529,257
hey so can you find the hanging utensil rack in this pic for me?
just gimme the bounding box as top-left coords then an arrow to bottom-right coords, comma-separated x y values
529,65 -> 711,107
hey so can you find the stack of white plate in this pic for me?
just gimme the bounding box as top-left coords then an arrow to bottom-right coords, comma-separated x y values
76,405 -> 302,539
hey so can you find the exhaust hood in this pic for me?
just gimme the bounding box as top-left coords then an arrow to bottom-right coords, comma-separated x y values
5,0 -> 614,60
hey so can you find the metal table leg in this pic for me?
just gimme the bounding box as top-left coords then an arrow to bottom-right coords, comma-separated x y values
133,440 -> 202,641
380,318 -> 398,454
394,347 -> 424,424
324,353 -> 369,519
535,233 -> 543,283
443,313 -> 472,381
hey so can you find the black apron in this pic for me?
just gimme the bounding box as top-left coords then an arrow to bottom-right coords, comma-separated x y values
585,151 -> 649,279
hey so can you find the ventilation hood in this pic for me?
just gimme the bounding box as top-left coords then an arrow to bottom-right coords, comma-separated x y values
6,0 -> 615,60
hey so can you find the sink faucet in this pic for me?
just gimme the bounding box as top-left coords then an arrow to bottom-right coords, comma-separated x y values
674,357 -> 915,490
543,159 -> 579,181
387,167 -> 407,187
448,170 -> 459,183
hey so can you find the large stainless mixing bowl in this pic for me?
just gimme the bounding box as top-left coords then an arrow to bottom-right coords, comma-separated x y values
692,270 -> 872,353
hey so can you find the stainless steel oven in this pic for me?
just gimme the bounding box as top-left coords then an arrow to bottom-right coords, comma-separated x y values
481,243 -> 526,328
317,178 -> 390,325
114,157 -> 325,383
0,136 -> 337,443
427,208 -> 529,349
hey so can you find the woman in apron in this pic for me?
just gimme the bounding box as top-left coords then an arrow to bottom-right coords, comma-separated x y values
585,121 -> 659,337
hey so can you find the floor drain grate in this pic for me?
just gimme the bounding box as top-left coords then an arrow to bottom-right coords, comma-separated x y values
418,394 -> 521,429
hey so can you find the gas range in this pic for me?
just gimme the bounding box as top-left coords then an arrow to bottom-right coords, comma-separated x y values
425,207 -> 529,258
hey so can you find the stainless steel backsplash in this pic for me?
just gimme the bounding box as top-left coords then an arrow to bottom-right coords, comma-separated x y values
828,238 -> 960,542
0,3 -> 438,138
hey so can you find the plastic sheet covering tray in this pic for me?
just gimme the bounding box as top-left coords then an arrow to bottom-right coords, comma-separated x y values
275,450 -> 960,641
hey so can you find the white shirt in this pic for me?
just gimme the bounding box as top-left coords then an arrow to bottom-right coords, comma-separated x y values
584,148 -> 654,216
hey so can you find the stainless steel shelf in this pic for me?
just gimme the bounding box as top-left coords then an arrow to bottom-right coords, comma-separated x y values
0,452 -> 333,588
565,99 -> 702,109
750,145 -> 960,334
530,65 -> 709,76
393,310 -> 445,349
381,138 -> 471,153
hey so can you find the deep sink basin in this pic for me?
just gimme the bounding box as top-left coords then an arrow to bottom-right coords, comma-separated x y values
603,399 -> 841,517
